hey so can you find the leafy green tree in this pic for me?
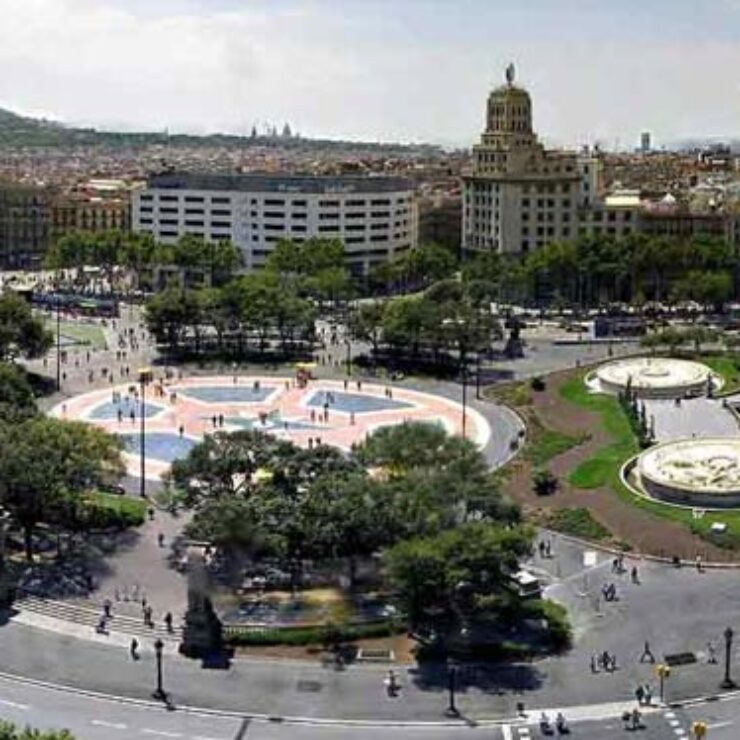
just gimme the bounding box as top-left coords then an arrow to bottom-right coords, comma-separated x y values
384,522 -> 533,631
0,418 -> 122,560
0,294 -> 53,361
0,363 -> 36,422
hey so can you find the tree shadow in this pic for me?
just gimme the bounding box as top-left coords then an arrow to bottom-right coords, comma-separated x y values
407,660 -> 545,697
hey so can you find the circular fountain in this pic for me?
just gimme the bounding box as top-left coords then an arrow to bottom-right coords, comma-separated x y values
592,357 -> 719,398
634,437 -> 740,508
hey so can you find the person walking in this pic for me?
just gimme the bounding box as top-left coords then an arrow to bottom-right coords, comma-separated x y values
164,612 -> 173,633
640,640 -> 655,664
130,638 -> 139,660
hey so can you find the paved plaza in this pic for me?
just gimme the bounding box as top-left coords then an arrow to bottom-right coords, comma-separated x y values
50,374 -> 491,479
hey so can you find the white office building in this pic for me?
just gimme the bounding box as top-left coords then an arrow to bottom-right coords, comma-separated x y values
133,173 -> 418,276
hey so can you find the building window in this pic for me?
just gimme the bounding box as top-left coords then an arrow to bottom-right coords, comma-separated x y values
264,199 -> 285,206
211,197 -> 230,204
184,196 -> 204,203
319,200 -> 339,207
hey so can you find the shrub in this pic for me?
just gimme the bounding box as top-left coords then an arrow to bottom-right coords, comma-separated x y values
532,468 -> 558,496
225,620 -> 403,647
530,376 -> 546,392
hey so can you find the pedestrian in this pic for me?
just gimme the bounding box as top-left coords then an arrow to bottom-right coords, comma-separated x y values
695,554 -> 703,572
350,411 -> 355,426
164,612 -> 173,633
158,532 -> 165,548
643,684 -> 652,706
343,379 -> 348,390
212,414 -> 217,427
148,507 -> 155,521
539,541 -> 546,558
103,598 -> 112,618
218,414 -> 224,427
631,708 -> 641,730
545,540 -> 552,558
590,653 -> 598,673
130,638 -> 139,660
707,641 -> 717,664
631,566 -> 639,584
96,616 -> 107,634
601,650 -> 610,671
635,685 -> 645,705
612,557 -> 620,573
640,640 -> 655,664
144,605 -> 153,627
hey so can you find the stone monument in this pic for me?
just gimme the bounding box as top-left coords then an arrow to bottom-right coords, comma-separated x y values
179,550 -> 224,659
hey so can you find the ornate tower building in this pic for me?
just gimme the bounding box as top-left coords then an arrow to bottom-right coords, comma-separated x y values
462,65 -> 581,256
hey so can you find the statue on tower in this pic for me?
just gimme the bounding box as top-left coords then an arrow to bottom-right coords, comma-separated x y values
505,63 -> 515,86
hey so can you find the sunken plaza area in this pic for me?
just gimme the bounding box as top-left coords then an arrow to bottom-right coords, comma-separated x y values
50,375 -> 491,480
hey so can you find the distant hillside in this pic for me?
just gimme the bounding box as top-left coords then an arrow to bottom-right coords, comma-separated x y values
0,106 -> 436,154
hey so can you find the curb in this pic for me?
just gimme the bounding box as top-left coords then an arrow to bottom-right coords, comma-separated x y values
541,528 -> 740,569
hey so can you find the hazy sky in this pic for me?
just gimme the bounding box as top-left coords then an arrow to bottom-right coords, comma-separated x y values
0,0 -> 739,148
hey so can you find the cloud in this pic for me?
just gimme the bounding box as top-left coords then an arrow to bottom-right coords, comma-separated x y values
0,0 -> 738,147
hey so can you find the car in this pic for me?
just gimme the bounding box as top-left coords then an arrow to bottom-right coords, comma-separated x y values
99,482 -> 126,496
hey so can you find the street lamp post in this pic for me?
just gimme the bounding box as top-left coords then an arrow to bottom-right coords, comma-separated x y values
461,363 -> 467,439
475,352 -> 481,400
56,296 -> 62,391
445,661 -> 459,717
722,627 -> 735,689
656,663 -> 671,703
138,367 -> 153,499
152,638 -> 166,701
345,338 -> 351,377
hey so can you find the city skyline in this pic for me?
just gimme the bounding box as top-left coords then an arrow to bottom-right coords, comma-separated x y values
1,0 -> 740,148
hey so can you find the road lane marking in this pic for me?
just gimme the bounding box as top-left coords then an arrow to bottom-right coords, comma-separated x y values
91,720 -> 127,729
0,699 -> 29,710
502,725 -> 512,740
141,731 -> 182,738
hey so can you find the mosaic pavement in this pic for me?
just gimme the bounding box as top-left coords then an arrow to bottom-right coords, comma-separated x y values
50,375 -> 490,480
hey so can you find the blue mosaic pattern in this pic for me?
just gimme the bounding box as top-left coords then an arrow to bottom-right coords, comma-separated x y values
225,416 -> 324,431
90,399 -> 164,420
118,432 -> 198,463
306,390 -> 412,414
177,385 -> 273,404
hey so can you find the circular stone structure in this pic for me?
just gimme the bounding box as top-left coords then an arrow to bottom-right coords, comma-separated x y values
50,376 -> 491,480
636,437 -> 740,508
593,356 -> 719,398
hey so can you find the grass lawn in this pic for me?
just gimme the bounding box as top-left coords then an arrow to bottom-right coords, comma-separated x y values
560,369 -> 740,551
544,507 -> 611,541
560,374 -> 638,489
487,381 -> 587,467
700,354 -> 740,394
88,492 -> 147,520
45,319 -> 108,349
525,411 -> 588,467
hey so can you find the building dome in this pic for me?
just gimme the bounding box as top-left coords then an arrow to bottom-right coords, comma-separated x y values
485,65 -> 533,135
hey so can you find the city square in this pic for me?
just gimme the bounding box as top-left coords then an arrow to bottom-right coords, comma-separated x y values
1,2 -> 740,737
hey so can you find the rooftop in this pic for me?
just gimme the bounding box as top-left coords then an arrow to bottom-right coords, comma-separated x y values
146,172 -> 416,194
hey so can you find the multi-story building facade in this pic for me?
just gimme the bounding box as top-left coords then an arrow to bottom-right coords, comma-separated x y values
0,182 -> 52,269
132,173 -> 418,276
462,66 -> 583,257
51,194 -> 130,240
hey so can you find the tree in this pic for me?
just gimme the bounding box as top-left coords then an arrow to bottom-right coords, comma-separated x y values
0,418 -> 122,560
0,294 -> 53,361
0,363 -> 36,422
384,522 -> 533,632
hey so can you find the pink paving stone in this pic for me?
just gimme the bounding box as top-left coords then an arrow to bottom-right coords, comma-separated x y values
49,375 -> 490,480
